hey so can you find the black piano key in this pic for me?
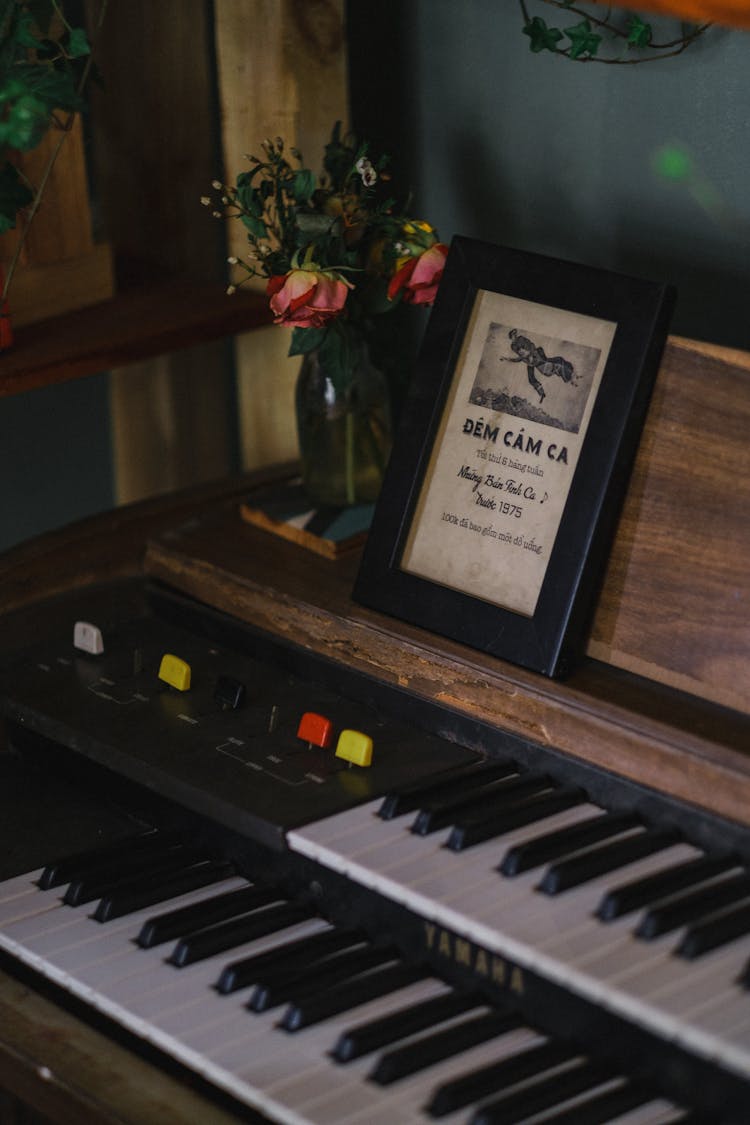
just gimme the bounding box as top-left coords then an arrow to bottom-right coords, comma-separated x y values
412,775 -> 548,837
64,846 -> 207,907
281,960 -> 427,1031
249,943 -> 398,1012
468,1060 -> 613,1125
136,883 -> 276,948
636,871 -> 750,940
38,829 -> 180,890
168,899 -> 310,967
378,760 -> 517,820
217,926 -> 364,995
332,989 -> 482,1063
426,1038 -> 578,1117
596,853 -> 738,921
370,1008 -> 521,1086
528,1079 -> 652,1124
538,826 -> 680,895
499,810 -> 640,876
447,786 -> 586,852
93,859 -> 235,922
678,898 -> 750,959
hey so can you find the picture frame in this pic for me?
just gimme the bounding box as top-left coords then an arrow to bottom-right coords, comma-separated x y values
354,236 -> 675,677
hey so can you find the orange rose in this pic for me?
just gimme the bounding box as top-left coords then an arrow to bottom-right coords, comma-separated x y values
387,242 -> 448,306
267,268 -> 350,328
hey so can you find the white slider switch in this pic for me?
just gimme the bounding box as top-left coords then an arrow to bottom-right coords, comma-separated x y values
73,621 -> 104,656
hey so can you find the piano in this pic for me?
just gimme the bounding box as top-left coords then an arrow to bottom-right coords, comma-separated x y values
0,335 -> 749,1124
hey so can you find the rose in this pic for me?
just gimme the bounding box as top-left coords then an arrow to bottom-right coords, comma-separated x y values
387,242 -> 448,306
267,268 -> 350,328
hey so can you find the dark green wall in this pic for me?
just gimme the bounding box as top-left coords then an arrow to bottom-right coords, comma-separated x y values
0,373 -> 113,553
349,1 -> 750,349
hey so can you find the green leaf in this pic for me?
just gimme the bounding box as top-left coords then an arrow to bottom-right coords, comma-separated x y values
67,26 -> 90,59
627,16 -> 652,49
564,20 -> 601,60
240,214 -> 267,239
523,17 -> 563,54
13,61 -> 83,112
0,161 -> 33,232
291,168 -> 315,204
288,325 -> 327,356
0,91 -> 48,149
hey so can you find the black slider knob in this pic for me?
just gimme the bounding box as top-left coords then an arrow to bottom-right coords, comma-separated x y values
214,675 -> 246,710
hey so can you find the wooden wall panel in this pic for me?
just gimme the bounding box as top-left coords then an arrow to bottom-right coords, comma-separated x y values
213,0 -> 349,470
88,0 -> 232,504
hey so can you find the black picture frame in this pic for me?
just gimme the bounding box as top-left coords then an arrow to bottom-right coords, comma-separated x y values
354,236 -> 675,677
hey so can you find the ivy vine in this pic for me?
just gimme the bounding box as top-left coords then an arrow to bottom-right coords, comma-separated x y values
519,2 -> 711,63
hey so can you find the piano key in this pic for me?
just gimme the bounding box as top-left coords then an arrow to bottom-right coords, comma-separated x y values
169,899 -> 312,967
62,842 -> 200,906
94,858 -> 235,921
446,785 -> 586,852
37,829 -> 177,890
322,1038 -> 548,1125
331,986 -> 481,1062
424,1037 -> 580,1116
411,774 -> 550,836
499,810 -> 642,876
407,805 -> 606,909
539,827 -> 681,895
677,897 -> 750,959
369,1006 -> 522,1085
4,876 -> 251,963
597,854 -> 740,921
278,1021 -> 545,1125
377,759 -> 516,820
282,960 -> 428,1031
533,1079 -> 660,1124
248,942 -> 401,1012
637,872 -> 750,940
466,1058 -> 614,1125
217,925 -> 366,995
137,883 -> 279,947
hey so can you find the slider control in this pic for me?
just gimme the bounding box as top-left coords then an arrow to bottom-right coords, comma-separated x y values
335,729 -> 373,768
73,621 -> 104,656
158,654 -> 191,692
297,712 -> 334,749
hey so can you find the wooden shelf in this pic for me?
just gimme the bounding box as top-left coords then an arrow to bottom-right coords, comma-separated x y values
0,277 -> 271,397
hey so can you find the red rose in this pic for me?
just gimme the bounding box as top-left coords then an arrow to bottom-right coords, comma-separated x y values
267,268 -> 350,328
387,242 -> 448,306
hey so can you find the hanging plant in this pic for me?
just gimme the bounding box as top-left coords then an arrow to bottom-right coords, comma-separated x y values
519,1 -> 711,62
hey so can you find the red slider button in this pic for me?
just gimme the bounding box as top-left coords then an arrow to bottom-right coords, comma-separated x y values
297,712 -> 334,749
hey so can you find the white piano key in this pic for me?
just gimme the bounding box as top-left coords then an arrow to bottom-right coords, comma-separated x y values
276,1024 -> 546,1125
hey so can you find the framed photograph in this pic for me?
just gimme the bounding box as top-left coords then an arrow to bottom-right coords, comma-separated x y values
354,237 -> 674,677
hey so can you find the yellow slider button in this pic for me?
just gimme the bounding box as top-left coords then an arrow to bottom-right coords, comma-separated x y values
158,654 -> 192,692
335,729 -> 373,768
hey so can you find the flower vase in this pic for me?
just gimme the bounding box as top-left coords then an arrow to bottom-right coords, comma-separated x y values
295,340 -> 392,507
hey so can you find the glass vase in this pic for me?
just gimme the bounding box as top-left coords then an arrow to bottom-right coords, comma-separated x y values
295,339 -> 392,507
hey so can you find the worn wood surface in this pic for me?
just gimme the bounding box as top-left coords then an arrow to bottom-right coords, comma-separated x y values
588,335 -> 750,713
0,278 -> 269,398
0,969 -> 243,1125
